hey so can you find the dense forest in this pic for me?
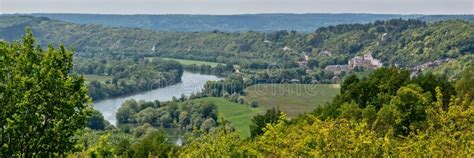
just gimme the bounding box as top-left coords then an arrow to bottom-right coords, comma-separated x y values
1,15 -> 472,68
74,55 -> 184,100
78,67 -> 473,157
1,15 -> 472,84
116,99 -> 219,131
30,13 -> 474,32
30,13 -> 419,32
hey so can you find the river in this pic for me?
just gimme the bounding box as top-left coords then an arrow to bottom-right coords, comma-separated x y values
93,71 -> 223,126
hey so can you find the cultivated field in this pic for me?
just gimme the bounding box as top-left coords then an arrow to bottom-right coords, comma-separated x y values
245,84 -> 340,117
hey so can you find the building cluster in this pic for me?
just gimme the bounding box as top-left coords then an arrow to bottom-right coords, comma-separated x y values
324,52 -> 383,75
293,51 -> 383,84
411,58 -> 452,72
409,58 -> 453,78
348,53 -> 383,69
297,51 -> 310,69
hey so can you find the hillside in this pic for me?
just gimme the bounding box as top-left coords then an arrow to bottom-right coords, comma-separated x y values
2,14 -> 473,157
31,13 -> 420,32
28,13 -> 474,33
0,15 -> 472,70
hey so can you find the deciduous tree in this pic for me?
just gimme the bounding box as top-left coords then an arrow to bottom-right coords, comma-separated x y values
0,29 -> 91,156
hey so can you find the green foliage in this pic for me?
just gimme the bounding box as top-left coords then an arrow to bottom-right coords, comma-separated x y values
78,57 -> 183,100
74,129 -> 174,157
389,84 -> 432,135
116,99 -> 218,131
339,67 -> 411,109
0,29 -> 91,156
373,103 -> 402,134
410,73 -> 456,106
1,16 -> 473,157
160,57 -> 222,67
131,130 -> 175,157
318,67 -> 460,135
247,114 -> 384,157
87,133 -> 114,157
338,102 -> 362,120
178,90 -> 473,157
456,66 -> 474,100
178,128 -> 244,157
35,13 -> 455,32
70,64 -> 473,157
192,97 -> 260,137
116,99 -> 139,125
249,99 -> 259,108
427,55 -> 474,80
1,16 -> 472,72
361,104 -> 377,124
1,16 -> 472,88
87,110 -> 111,130
250,108 -> 282,138
203,75 -> 245,97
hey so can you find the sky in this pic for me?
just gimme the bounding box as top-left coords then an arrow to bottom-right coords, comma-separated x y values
1,0 -> 473,15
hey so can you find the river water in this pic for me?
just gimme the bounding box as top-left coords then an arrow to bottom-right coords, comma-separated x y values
93,71 -> 223,125
92,71 -> 222,145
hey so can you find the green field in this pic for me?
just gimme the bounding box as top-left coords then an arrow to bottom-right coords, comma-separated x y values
159,57 -> 222,68
192,97 -> 261,138
83,74 -> 112,83
245,84 -> 340,117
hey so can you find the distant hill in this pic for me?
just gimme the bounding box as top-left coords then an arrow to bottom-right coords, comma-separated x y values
417,15 -> 474,23
0,15 -> 472,70
27,13 -> 473,33
28,13 -> 423,32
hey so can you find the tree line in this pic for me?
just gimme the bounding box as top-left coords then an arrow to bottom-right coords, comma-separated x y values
116,99 -> 219,132
74,55 -> 183,100
2,16 -> 471,73
2,22 -> 473,157
77,66 -> 474,157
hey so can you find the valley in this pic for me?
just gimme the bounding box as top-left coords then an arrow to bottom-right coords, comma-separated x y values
1,12 -> 473,157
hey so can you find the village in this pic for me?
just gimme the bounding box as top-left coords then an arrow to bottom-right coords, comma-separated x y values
296,49 -> 452,83
294,49 -> 383,83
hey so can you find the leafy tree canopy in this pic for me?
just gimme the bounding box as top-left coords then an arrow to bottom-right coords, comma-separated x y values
0,29 -> 91,156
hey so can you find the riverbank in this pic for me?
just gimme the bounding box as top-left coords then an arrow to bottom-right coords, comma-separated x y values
93,71 -> 223,125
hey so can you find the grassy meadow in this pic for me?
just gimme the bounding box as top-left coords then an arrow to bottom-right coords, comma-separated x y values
245,84 -> 340,117
192,97 -> 261,137
83,74 -> 112,83
160,57 -> 222,68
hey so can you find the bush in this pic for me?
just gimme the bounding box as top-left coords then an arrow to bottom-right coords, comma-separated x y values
237,96 -> 246,104
250,99 -> 259,107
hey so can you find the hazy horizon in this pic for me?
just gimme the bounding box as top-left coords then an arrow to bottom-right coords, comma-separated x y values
4,13 -> 474,16
1,0 -> 473,15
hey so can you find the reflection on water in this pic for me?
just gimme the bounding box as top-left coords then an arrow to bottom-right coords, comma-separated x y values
93,71 -> 223,125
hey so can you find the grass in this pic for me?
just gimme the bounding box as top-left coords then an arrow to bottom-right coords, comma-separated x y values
83,74 -> 112,83
244,84 -> 340,118
146,57 -> 240,69
159,57 -> 222,68
192,97 -> 261,138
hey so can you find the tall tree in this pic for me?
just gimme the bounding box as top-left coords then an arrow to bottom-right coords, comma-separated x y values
456,66 -> 474,100
0,29 -> 91,156
250,107 -> 282,138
